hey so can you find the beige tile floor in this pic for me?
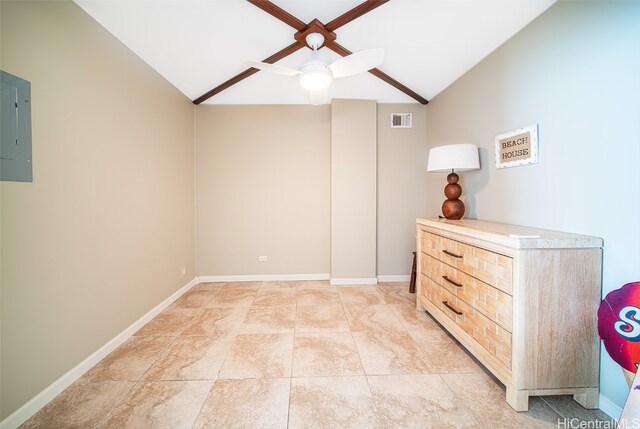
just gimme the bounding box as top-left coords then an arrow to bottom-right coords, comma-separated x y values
21,281 -> 612,429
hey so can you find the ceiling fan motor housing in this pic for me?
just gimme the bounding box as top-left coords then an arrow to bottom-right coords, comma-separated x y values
299,50 -> 332,90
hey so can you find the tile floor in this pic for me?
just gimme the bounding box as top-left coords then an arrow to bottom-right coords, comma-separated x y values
21,281 -> 612,429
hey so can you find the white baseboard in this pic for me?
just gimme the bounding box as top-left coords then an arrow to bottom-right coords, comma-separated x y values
198,274 -> 330,283
0,277 -> 198,429
330,278 -> 378,285
199,275 -> 402,285
377,275 -> 410,282
599,393 -> 623,420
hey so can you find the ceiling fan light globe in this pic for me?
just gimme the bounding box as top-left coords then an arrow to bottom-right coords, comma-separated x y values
299,68 -> 332,90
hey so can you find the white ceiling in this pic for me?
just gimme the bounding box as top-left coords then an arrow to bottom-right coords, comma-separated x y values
75,0 -> 555,105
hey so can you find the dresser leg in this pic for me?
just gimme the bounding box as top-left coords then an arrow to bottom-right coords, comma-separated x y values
506,387 -> 529,412
409,251 -> 417,293
573,388 -> 599,409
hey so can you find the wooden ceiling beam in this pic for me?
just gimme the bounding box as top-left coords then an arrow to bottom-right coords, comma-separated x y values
193,41 -> 305,105
325,0 -> 390,32
246,0 -> 306,31
326,41 -> 428,105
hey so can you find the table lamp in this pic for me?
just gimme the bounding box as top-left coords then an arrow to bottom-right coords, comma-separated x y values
427,143 -> 480,220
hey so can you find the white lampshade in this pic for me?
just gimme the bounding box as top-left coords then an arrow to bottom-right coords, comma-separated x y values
427,143 -> 480,173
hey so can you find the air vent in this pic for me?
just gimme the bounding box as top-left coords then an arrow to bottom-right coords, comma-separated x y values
391,113 -> 412,128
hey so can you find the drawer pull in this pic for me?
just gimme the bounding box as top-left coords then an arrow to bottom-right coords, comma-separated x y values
442,249 -> 463,259
442,275 -> 463,287
442,300 -> 463,315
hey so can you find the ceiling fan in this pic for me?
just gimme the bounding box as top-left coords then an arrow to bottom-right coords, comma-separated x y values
193,0 -> 427,106
246,32 -> 384,105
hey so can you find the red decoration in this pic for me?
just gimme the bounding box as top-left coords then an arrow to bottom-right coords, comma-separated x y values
598,282 -> 640,373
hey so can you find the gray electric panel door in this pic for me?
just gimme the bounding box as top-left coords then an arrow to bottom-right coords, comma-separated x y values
1,70 -> 32,182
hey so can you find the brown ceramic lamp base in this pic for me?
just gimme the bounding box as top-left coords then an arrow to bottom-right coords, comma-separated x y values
441,172 -> 465,220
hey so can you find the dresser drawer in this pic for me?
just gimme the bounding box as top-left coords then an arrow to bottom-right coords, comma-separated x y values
420,230 -> 513,293
421,254 -> 513,332
420,275 -> 512,369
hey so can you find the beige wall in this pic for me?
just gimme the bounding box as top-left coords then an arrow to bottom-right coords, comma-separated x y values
0,1 -> 195,418
330,99 -> 377,280
377,104 -> 427,276
196,105 -> 330,276
425,1 -> 640,410
196,102 -> 425,280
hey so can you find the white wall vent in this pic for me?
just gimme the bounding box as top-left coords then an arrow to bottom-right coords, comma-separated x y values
391,113 -> 412,128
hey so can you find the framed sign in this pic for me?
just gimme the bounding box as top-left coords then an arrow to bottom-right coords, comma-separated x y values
495,124 -> 538,169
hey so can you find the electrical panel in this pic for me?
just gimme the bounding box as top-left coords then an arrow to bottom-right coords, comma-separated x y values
1,70 -> 32,182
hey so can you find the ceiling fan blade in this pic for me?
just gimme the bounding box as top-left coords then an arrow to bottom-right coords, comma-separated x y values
328,48 -> 384,78
194,41 -> 305,104
309,88 -> 330,105
245,61 -> 301,76
326,41 -> 428,104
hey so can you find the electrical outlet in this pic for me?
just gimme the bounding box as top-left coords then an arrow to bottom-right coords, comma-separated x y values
180,265 -> 186,277
258,256 -> 268,262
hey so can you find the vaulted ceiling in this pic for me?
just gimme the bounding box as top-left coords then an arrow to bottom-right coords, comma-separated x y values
75,0 -> 555,105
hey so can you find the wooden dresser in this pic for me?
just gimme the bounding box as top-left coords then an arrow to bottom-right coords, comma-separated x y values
416,218 -> 603,411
